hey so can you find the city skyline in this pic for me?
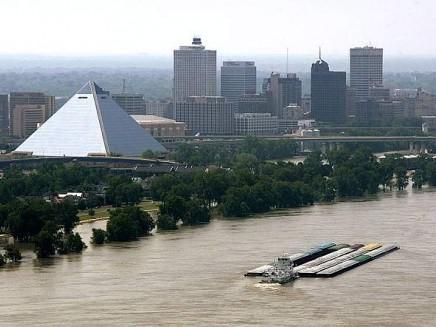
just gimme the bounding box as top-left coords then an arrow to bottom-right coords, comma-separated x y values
0,0 -> 434,56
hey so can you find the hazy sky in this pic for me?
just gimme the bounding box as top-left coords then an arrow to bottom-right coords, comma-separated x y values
1,0 -> 435,57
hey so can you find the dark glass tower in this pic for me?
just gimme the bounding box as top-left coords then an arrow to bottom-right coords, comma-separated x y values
311,57 -> 346,124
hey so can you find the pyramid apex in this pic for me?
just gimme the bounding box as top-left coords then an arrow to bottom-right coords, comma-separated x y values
77,81 -> 109,95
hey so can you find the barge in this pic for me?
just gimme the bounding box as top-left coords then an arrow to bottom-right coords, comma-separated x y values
245,242 -> 399,279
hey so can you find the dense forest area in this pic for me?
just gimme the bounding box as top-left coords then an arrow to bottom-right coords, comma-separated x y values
0,68 -> 173,100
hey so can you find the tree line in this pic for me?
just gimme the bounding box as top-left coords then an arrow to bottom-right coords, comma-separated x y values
151,148 -> 436,228
171,136 -> 298,166
0,164 -> 148,260
0,198 -> 85,259
0,164 -> 143,207
3,145 -> 436,262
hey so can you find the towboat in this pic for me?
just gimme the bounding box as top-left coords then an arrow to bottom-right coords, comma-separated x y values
261,254 -> 298,284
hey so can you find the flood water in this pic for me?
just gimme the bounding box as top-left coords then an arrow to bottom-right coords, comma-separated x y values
1,187 -> 436,326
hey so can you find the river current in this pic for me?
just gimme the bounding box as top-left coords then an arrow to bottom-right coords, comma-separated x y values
1,186 -> 436,326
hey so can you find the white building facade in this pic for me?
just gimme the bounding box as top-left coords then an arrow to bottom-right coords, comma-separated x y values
350,46 -> 383,99
235,113 -> 278,135
173,37 -> 216,103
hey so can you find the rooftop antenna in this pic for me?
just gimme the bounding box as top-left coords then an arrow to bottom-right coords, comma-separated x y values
286,47 -> 289,75
122,79 -> 126,93
318,46 -> 322,60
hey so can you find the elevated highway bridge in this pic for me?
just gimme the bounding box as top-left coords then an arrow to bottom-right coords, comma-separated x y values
0,156 -> 197,174
157,135 -> 436,153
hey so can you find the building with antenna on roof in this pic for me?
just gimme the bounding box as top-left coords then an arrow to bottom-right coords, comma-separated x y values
14,81 -> 166,157
311,50 -> 346,124
173,37 -> 217,103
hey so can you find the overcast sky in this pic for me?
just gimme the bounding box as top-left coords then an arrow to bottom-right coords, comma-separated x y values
0,0 -> 434,57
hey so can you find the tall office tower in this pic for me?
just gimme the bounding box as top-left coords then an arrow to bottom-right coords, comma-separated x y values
263,73 -> 302,118
221,61 -> 256,104
9,92 -> 55,137
173,37 -> 217,103
0,94 -> 8,135
350,46 -> 383,99
311,56 -> 346,124
175,96 -> 235,135
112,93 -> 145,115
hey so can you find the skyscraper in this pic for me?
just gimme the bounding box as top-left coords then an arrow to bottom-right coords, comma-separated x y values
9,92 -> 55,137
0,94 -> 8,136
221,61 -> 256,103
311,56 -> 346,124
350,46 -> 383,99
173,37 -> 217,103
263,73 -> 302,118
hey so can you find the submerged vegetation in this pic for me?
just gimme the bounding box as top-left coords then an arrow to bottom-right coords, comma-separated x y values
2,140 -> 436,260
153,147 -> 436,221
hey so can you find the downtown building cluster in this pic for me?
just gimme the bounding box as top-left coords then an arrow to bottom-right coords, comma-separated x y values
172,37 -> 310,136
170,39 -> 436,135
2,40 -> 436,140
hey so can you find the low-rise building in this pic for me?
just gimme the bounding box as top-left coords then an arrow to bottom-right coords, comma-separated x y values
356,99 -> 407,124
54,192 -> 84,204
9,92 -> 55,138
237,94 -> 271,114
175,96 -> 235,135
112,93 -> 146,115
279,119 -> 316,134
145,101 -> 172,118
369,86 -> 391,101
422,116 -> 436,134
131,115 -> 185,137
282,104 -> 304,120
12,104 -> 47,138
235,113 -> 278,135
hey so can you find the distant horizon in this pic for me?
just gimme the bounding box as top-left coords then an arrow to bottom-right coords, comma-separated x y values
1,52 -> 436,59
1,53 -> 436,73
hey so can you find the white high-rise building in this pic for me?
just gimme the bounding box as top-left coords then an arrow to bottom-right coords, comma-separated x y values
350,46 -> 383,99
173,37 -> 216,103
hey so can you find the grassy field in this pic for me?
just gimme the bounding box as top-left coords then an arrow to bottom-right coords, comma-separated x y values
78,199 -> 160,222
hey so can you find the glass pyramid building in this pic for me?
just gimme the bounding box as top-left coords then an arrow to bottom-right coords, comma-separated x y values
15,81 -> 166,157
